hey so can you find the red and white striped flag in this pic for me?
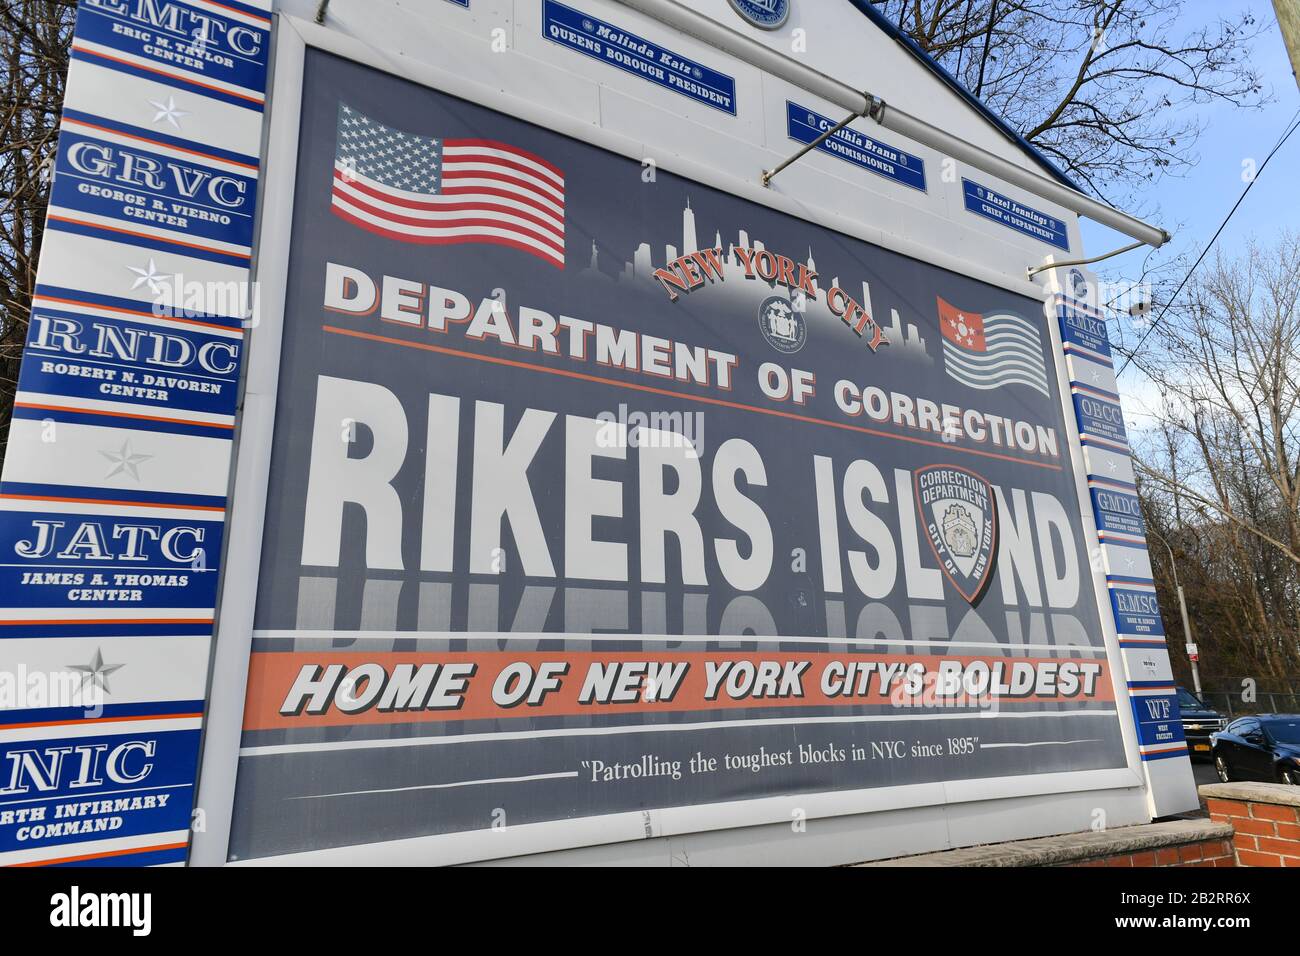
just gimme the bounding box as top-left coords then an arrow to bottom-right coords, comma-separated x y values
937,296 -> 1049,396
331,103 -> 566,268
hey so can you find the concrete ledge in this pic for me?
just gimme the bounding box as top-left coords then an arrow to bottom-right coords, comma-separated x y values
1199,782 -> 1300,808
856,819 -> 1234,867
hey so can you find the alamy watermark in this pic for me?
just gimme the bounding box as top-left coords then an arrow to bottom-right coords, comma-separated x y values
150,272 -> 260,327
595,403 -> 705,456
1,665 -> 109,719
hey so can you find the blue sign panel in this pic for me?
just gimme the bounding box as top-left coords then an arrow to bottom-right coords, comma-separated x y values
1057,302 -> 1112,358
1073,393 -> 1129,447
786,102 -> 926,191
1091,486 -> 1145,538
51,125 -> 256,255
542,0 -> 737,115
1110,586 -> 1166,636
0,729 -> 200,855
73,0 -> 269,109
962,178 -> 1069,250
18,298 -> 243,422
1130,693 -> 1186,753
0,510 -> 225,611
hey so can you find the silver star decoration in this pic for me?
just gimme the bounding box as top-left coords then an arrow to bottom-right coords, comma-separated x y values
70,648 -> 124,694
127,258 -> 170,295
101,440 -> 152,480
149,95 -> 188,129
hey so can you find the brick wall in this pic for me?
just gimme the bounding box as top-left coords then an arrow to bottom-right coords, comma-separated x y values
1070,837 -> 1236,867
1202,783 -> 1300,867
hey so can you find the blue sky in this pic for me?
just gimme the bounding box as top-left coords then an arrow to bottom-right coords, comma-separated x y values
1078,1 -> 1299,400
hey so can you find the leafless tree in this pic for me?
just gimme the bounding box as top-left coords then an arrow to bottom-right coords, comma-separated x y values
875,0 -> 1268,203
0,1 -> 75,466
1133,234 -> 1300,679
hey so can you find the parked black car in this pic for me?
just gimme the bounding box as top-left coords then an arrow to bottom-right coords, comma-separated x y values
1177,686 -> 1224,760
1210,714 -> 1300,784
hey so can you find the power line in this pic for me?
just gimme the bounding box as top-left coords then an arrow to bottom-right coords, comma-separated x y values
1115,105 -> 1300,376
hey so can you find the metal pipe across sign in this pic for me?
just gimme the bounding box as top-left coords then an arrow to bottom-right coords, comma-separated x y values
614,0 -> 1171,250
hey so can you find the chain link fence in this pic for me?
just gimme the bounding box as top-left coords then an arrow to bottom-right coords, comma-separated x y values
1195,680 -> 1300,718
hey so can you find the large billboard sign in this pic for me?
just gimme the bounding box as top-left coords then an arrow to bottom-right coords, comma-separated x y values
226,50 -> 1132,862
0,2 -> 1197,868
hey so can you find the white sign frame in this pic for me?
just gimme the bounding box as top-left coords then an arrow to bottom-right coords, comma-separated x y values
191,12 -> 1151,867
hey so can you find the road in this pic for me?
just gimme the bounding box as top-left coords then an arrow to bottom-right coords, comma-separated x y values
1192,759 -> 1220,786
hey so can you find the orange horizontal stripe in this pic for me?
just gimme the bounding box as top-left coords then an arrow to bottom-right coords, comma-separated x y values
0,618 -> 213,626
35,292 -> 246,333
47,215 -> 250,261
244,650 -> 1114,731
9,841 -> 189,867
15,400 -> 234,429
0,493 -> 225,512
202,0 -> 271,25
73,44 -> 263,104
323,326 -> 1064,471
61,116 -> 259,170
0,712 -> 203,731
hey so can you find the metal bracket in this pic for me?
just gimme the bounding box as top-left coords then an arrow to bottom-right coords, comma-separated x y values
1025,238 -> 1146,280
863,93 -> 886,123
761,95 -> 883,188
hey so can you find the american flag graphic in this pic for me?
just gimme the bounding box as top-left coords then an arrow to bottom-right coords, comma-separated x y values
332,103 -> 566,268
937,297 -> 1049,396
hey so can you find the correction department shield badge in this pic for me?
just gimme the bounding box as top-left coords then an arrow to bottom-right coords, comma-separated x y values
913,464 -> 998,603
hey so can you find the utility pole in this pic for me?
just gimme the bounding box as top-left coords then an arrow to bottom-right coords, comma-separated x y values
1275,0 -> 1300,92
1148,529 -> 1202,695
